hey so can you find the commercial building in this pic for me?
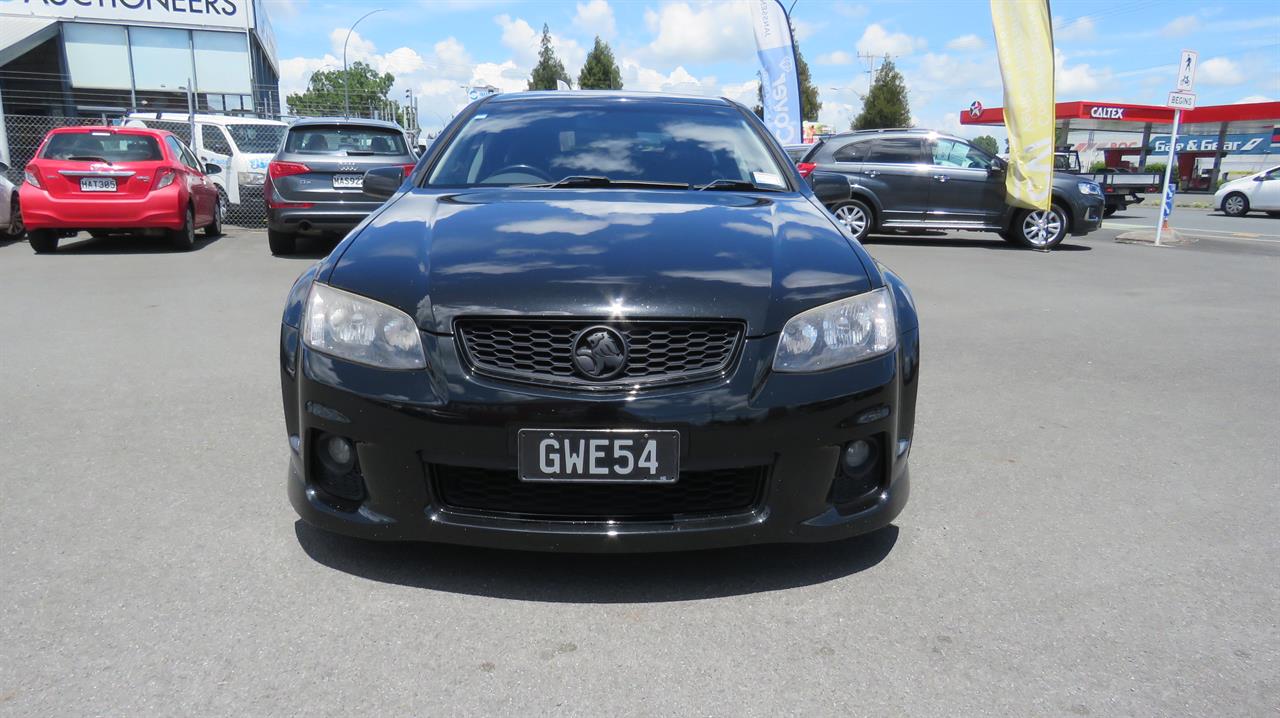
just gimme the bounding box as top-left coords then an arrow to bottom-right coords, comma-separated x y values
0,0 -> 279,168
962,99 -> 1280,192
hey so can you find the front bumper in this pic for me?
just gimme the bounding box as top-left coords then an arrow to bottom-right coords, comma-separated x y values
1069,196 -> 1105,235
20,185 -> 185,231
281,327 -> 920,552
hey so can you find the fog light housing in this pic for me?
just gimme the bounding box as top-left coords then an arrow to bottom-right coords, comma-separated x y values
312,431 -> 366,505
830,436 -> 883,507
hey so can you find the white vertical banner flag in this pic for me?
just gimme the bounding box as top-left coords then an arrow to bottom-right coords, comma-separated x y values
751,0 -> 802,145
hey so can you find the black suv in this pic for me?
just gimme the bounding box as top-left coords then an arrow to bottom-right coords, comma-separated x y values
797,129 -> 1104,249
265,118 -> 417,255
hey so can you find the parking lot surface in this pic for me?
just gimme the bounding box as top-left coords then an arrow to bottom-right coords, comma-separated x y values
1,225 -> 1277,716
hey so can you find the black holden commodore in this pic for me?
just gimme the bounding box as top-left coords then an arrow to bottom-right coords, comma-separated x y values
279,91 -> 920,552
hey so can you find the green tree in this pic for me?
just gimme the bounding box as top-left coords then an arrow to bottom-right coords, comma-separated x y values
752,33 -> 821,122
851,57 -> 910,130
528,24 -> 571,90
972,134 -> 999,156
285,62 -> 397,118
577,36 -> 623,90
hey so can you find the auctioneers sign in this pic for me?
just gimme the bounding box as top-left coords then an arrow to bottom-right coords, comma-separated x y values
0,0 -> 254,31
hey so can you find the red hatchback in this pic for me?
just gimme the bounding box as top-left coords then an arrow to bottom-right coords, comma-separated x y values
20,126 -> 222,253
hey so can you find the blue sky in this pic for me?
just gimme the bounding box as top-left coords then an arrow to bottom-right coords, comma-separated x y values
264,0 -> 1280,135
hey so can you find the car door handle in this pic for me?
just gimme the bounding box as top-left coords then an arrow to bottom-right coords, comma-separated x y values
933,175 -> 949,182
864,170 -> 879,177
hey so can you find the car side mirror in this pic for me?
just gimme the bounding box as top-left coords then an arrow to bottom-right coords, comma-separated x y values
1254,175 -> 1265,182
203,163 -> 222,175
989,161 -> 1005,175
0,161 -> 8,173
363,166 -> 404,200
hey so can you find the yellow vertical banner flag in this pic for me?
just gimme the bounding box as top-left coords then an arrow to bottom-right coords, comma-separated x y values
990,0 -> 1055,210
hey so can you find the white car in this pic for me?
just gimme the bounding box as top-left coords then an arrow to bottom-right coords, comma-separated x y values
1215,165 -> 1280,217
0,161 -> 22,239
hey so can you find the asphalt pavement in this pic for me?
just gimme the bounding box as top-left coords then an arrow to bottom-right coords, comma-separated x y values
1,223 -> 1277,716
1105,202 -> 1280,243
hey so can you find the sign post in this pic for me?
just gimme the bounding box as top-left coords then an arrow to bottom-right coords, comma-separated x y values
1155,50 -> 1197,247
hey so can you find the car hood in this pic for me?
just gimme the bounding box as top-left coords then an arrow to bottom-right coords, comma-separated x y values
326,188 -> 875,336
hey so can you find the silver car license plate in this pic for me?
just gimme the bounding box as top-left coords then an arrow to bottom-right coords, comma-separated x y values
517,429 -> 680,483
332,173 -> 363,189
80,178 -> 117,192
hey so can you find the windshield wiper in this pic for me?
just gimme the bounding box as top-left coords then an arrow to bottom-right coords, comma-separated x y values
67,155 -> 110,163
696,178 -> 784,192
526,175 -> 690,189
344,150 -> 375,156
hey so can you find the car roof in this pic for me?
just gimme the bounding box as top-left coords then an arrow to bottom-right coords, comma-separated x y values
50,125 -> 171,138
288,117 -> 406,130
823,128 -> 961,143
487,90 -> 735,107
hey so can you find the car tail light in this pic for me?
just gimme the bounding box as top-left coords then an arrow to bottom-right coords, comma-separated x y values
23,166 -> 42,189
796,162 -> 816,179
401,164 -> 416,176
268,160 -> 310,180
154,168 -> 176,189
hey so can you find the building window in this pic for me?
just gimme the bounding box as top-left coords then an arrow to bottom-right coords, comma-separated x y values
193,31 -> 251,95
63,24 -> 132,90
129,27 -> 193,92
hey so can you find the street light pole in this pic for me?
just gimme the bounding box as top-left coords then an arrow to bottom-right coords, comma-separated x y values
343,8 -> 386,118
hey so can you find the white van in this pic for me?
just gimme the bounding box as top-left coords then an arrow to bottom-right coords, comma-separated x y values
124,113 -> 286,213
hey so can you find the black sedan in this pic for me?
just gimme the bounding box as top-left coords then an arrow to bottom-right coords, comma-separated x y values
279,91 -> 920,552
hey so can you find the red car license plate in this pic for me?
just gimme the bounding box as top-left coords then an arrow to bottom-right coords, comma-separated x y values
80,178 -> 117,192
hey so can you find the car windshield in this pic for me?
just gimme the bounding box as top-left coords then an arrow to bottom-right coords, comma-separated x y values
41,132 -> 162,162
227,124 -> 285,154
427,100 -> 788,188
285,125 -> 407,156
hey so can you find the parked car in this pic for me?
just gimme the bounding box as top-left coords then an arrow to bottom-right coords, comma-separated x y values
783,143 -> 815,162
125,113 -> 286,218
1056,150 -> 1162,217
1215,165 -> 1280,217
801,129 -> 1104,249
280,91 -> 920,551
265,117 -> 417,255
0,162 -> 22,239
20,126 -> 222,253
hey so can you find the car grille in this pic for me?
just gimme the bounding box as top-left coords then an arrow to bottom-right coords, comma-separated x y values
455,319 -> 743,389
431,464 -> 766,521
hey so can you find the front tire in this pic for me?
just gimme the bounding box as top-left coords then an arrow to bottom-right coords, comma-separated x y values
1011,204 -> 1068,250
171,206 -> 196,251
28,229 -> 58,253
830,199 -> 874,242
1222,193 -> 1249,217
268,228 -> 297,256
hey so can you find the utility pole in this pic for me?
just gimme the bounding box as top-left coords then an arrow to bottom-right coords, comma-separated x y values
856,53 -> 896,94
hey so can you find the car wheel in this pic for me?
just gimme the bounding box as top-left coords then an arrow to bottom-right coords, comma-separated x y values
831,199 -> 873,242
1013,205 -> 1068,250
4,195 -> 23,238
28,229 -> 58,254
206,191 -> 225,237
1222,193 -> 1249,217
268,228 -> 297,256
171,206 -> 196,251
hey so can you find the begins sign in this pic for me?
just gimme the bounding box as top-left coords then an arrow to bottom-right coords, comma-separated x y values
0,0 -> 254,31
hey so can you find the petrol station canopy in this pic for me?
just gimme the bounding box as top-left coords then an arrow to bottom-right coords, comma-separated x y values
961,100 -> 1280,136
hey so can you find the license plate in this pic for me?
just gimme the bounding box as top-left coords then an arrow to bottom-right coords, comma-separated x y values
332,173 -> 363,188
80,178 -> 116,192
518,429 -> 680,483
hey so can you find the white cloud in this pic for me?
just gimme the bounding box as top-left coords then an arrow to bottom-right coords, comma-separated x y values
856,24 -> 926,57
574,0 -> 616,38
471,61 -> 528,94
331,28 -> 375,60
1159,15 -> 1199,36
913,52 -> 1001,94
816,50 -> 854,66
643,2 -> 753,63
1237,95 -> 1273,104
1198,57 -> 1244,86
792,19 -> 818,42
946,34 -> 984,52
1054,16 -> 1095,41
495,14 -> 585,75
1054,48 -> 1111,95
